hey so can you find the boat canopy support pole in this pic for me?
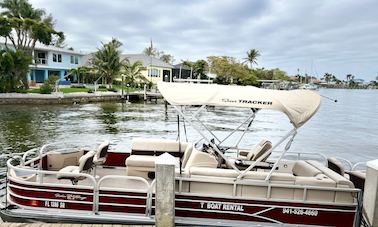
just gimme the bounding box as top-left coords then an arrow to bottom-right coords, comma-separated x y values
218,112 -> 255,147
172,105 -> 241,173
233,113 -> 257,154
264,129 -> 297,181
237,128 -> 297,180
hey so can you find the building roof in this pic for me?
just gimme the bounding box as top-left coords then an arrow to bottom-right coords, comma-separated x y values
0,40 -> 85,55
173,63 -> 191,70
34,43 -> 86,55
122,54 -> 172,68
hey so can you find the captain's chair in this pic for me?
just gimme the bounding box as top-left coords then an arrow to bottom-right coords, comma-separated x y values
93,141 -> 110,166
57,150 -> 95,185
93,141 -> 110,176
243,139 -> 273,161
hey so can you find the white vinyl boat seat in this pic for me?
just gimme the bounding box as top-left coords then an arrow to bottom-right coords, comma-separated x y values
238,139 -> 273,161
9,167 -> 37,182
348,170 -> 366,190
93,141 -> 110,166
327,157 -> 345,176
126,138 -> 193,179
57,150 -> 95,184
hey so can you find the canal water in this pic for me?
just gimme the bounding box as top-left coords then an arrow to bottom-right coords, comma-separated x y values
0,89 -> 377,164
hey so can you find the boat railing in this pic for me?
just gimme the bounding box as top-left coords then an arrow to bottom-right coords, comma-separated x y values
96,175 -> 153,215
176,175 -> 361,206
352,162 -> 367,171
277,151 -> 328,165
6,156 -> 155,216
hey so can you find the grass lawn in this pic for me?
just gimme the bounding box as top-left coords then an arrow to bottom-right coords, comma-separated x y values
27,86 -> 141,94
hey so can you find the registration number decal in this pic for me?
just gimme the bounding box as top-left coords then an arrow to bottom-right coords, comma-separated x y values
44,201 -> 65,209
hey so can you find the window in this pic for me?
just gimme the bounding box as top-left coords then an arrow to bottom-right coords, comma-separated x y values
53,53 -> 62,63
70,55 -> 74,64
148,68 -> 160,77
74,56 -> 78,64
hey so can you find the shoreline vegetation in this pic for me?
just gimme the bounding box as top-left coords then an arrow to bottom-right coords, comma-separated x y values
0,0 -> 377,96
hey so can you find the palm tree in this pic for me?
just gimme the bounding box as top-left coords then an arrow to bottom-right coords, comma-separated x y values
90,38 -> 123,89
160,54 -> 174,64
243,49 -> 260,69
122,59 -> 147,86
69,66 -> 89,84
322,73 -> 333,84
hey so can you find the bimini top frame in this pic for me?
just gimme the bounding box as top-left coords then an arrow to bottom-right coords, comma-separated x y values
158,82 -> 321,180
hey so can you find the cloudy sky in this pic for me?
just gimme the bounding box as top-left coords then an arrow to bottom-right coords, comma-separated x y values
29,0 -> 378,81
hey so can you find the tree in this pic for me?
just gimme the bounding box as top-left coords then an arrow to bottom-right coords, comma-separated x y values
243,49 -> 260,68
143,46 -> 160,57
0,0 -> 64,55
208,56 -> 258,85
122,59 -> 147,86
69,66 -> 89,84
90,38 -> 124,89
0,0 -> 64,90
0,49 -> 32,92
160,53 -> 174,64
322,73 -> 334,84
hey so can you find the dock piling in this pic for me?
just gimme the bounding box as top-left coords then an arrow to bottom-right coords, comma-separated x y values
155,153 -> 176,227
363,159 -> 378,226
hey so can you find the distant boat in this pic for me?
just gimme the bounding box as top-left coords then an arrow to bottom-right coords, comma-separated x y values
301,83 -> 319,90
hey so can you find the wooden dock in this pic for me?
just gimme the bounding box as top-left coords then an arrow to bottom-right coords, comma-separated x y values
0,224 -> 155,227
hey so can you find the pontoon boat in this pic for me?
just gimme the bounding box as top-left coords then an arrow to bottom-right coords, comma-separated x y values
0,82 -> 368,226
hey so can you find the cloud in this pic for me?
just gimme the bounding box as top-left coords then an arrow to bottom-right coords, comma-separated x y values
29,0 -> 378,80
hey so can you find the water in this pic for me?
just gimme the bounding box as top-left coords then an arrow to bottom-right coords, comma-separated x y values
0,89 -> 377,164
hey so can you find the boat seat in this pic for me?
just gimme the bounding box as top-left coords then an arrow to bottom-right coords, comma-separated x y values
292,160 -> 322,177
238,139 -> 273,161
348,170 -> 366,190
57,150 -> 95,184
93,140 -> 110,166
131,138 -> 189,157
9,167 -> 37,182
327,157 -> 345,176
126,139 -> 193,179
307,160 -> 355,203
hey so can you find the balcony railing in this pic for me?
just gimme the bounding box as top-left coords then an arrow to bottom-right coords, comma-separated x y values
34,57 -> 47,65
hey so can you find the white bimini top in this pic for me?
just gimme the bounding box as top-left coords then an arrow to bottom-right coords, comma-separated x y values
157,82 -> 321,128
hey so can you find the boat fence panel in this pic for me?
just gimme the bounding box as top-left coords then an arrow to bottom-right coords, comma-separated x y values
174,176 -> 360,227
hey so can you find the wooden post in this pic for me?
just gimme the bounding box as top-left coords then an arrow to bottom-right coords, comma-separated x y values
144,84 -> 147,101
364,159 -> 378,226
155,153 -> 176,227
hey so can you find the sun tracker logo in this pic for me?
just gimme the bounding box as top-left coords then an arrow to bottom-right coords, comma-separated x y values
239,100 -> 273,105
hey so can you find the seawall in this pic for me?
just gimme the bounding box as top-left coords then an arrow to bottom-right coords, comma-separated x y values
0,92 -> 122,105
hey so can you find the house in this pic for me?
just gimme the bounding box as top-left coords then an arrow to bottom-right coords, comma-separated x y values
83,53 -> 173,84
122,54 -> 173,83
172,63 -> 192,80
28,44 -> 86,84
0,42 -> 85,84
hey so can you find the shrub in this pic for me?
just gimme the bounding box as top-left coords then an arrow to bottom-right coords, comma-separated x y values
40,75 -> 59,94
39,84 -> 53,94
99,85 -> 106,89
87,89 -> 94,93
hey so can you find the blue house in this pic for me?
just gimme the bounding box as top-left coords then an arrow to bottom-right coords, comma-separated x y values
28,44 -> 86,84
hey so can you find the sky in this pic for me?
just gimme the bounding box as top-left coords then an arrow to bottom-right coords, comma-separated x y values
29,0 -> 378,81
